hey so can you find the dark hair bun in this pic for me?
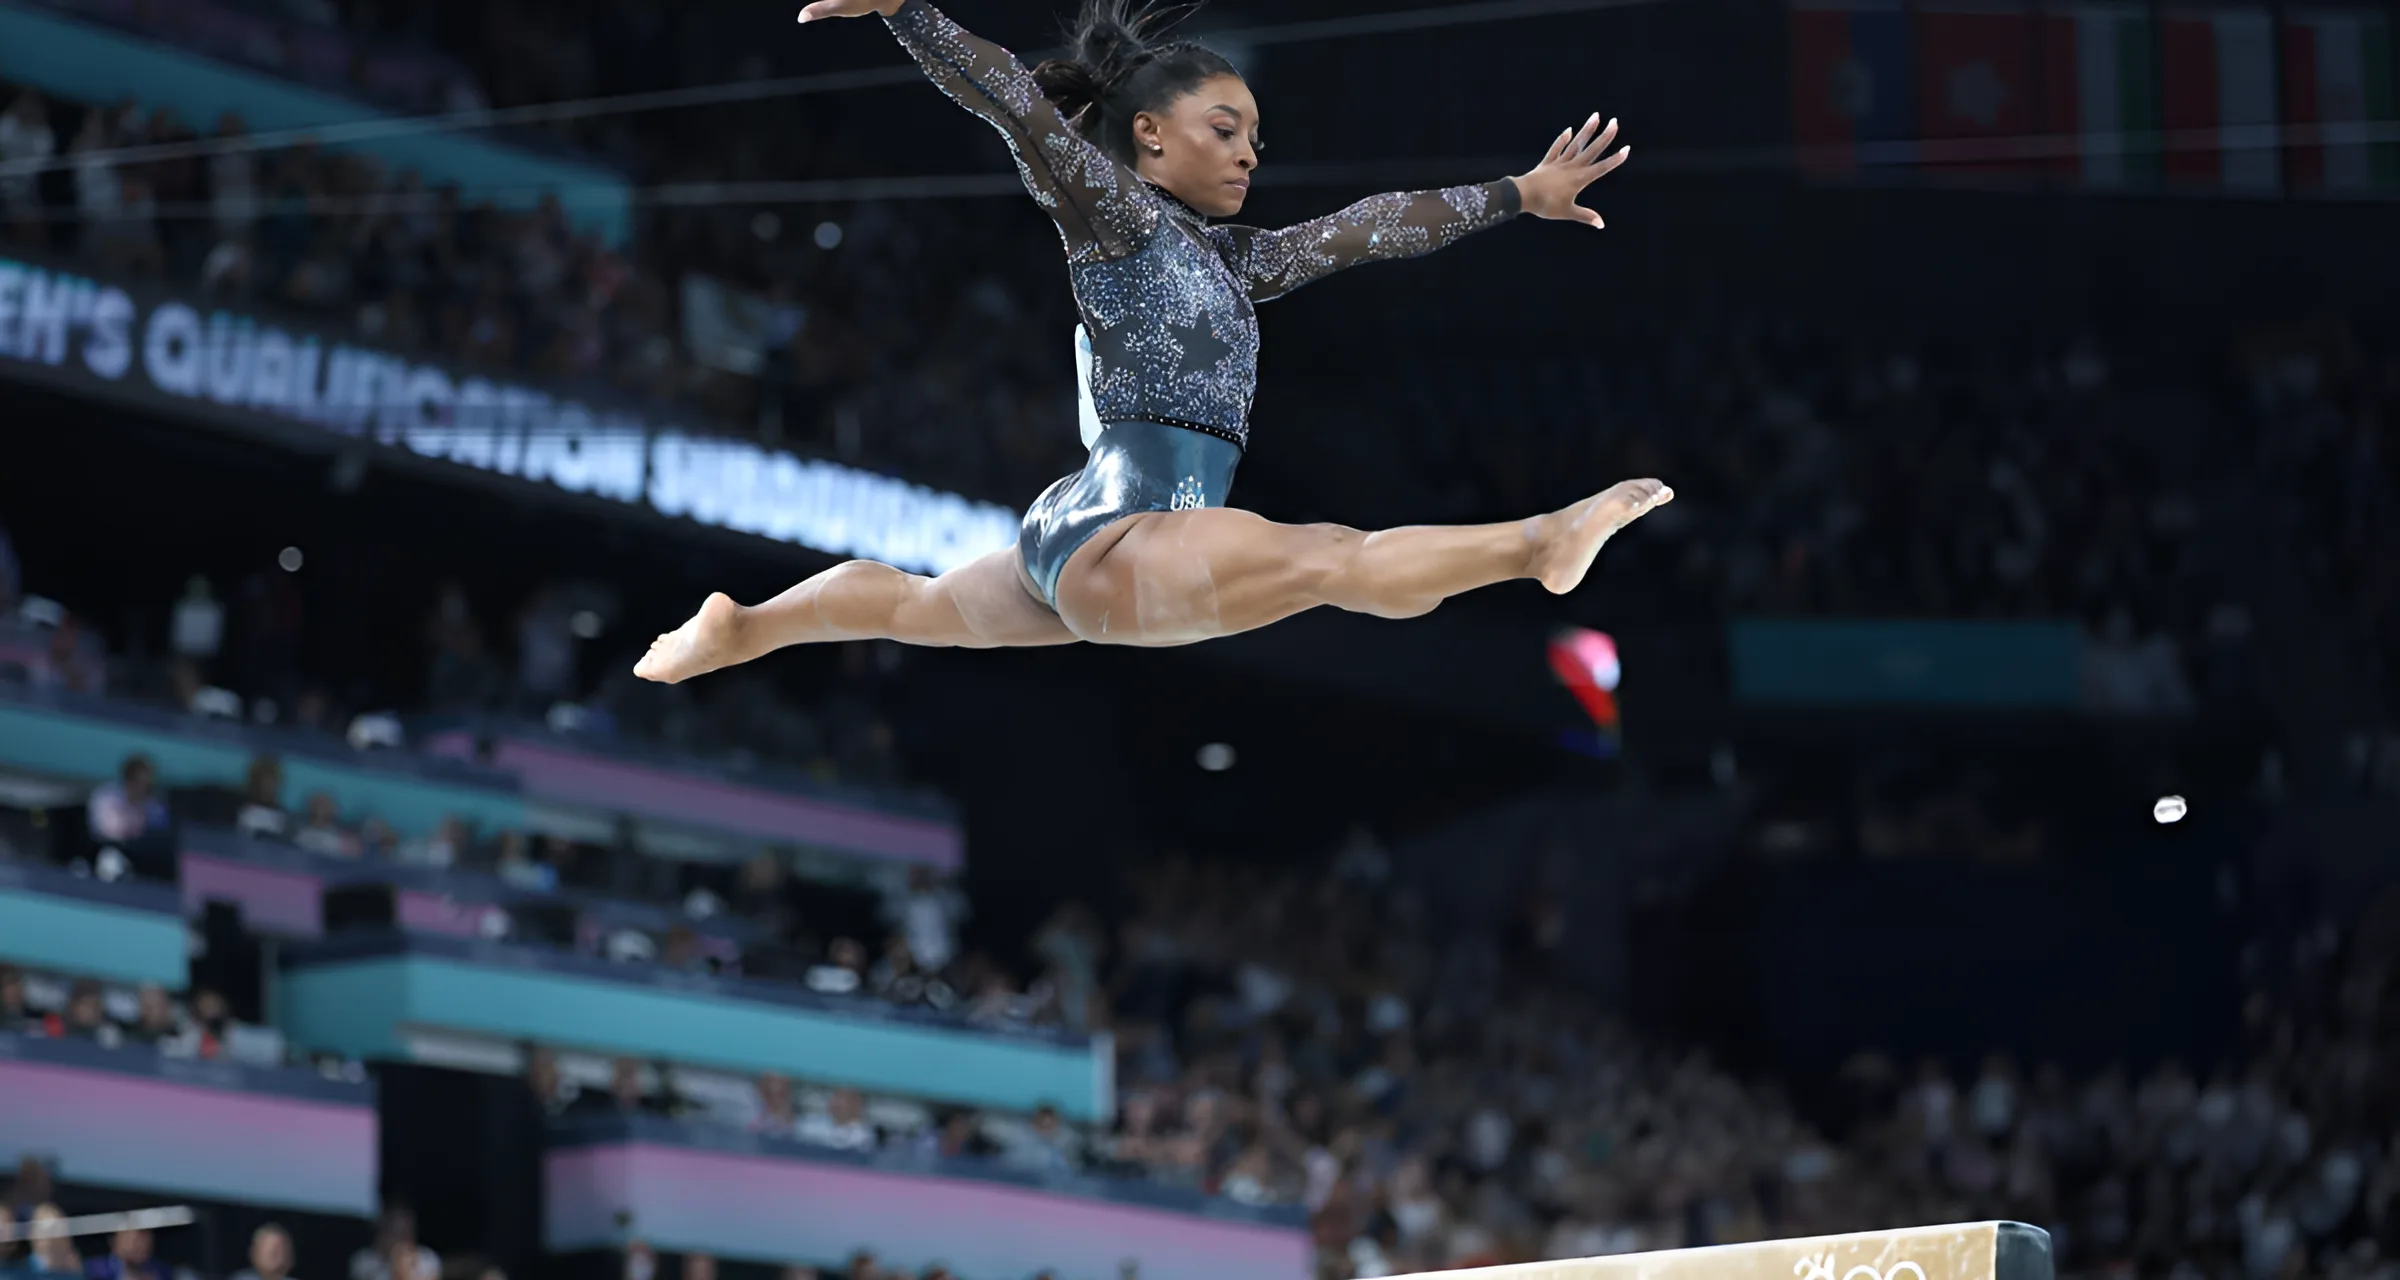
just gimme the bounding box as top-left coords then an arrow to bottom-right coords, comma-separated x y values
1036,0 -> 1232,164
1032,58 -> 1102,121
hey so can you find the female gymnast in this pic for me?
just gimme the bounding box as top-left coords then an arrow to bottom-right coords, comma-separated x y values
635,0 -> 1669,683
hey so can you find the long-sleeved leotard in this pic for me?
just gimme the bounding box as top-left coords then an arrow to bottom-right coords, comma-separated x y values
883,0 -> 1521,449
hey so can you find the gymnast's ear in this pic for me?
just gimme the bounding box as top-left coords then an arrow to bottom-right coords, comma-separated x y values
1128,110 -> 1168,159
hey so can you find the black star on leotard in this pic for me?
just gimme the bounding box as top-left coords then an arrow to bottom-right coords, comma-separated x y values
1168,313 -> 1234,379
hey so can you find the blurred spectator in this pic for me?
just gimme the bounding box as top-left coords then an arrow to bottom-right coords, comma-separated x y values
754,1073 -> 797,1137
0,91 -> 52,247
805,938 -> 868,997
293,792 -> 360,858
125,985 -> 178,1050
963,963 -> 1026,1027
6,1156 -> 53,1220
170,578 -> 224,669
796,1088 -> 877,1153
395,817 -> 463,869
347,1205 -> 437,1280
577,1057 -> 678,1119
678,1254 -> 714,1280
425,583 -> 496,710
659,926 -> 707,974
2084,607 -> 2197,716
1033,904 -> 1103,1036
208,115 -> 259,245
33,617 -> 105,694
66,110 -> 116,232
85,755 -> 169,852
228,1224 -> 298,1280
541,834 -> 605,894
49,980 -> 120,1048
0,521 -> 19,615
524,1046 -> 581,1117
236,756 -> 288,838
83,1230 -> 159,1280
27,1205 -> 80,1276
185,988 -> 232,1060
870,937 -> 950,1009
514,589 -> 576,711
358,817 -> 400,861
885,867 -> 966,976
0,967 -> 28,1032
913,1110 -> 993,1162
997,1103 -> 1081,1175
493,832 -> 555,892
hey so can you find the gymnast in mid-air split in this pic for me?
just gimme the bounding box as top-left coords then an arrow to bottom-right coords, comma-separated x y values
636,0 -> 1670,683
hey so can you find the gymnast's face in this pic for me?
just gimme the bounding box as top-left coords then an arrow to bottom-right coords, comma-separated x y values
1132,74 -> 1261,219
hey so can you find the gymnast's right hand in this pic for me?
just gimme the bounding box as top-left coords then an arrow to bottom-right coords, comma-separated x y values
798,0 -> 902,20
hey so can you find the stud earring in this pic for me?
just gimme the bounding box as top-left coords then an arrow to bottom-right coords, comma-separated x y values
1148,143 -> 1163,155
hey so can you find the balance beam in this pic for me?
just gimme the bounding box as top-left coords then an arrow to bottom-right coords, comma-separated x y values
1408,1222 -> 2051,1280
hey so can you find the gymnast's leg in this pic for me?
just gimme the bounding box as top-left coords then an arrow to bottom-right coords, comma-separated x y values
1051,479 -> 1672,647
633,548 -> 1078,684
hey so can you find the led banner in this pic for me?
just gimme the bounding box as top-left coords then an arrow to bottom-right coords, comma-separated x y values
1729,619 -> 2084,707
0,860 -> 187,988
545,1116 -> 1310,1280
0,255 -> 1018,576
0,1030 -> 377,1216
279,934 -> 1114,1121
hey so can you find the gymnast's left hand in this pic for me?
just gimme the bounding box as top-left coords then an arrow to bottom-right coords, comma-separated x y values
798,0 -> 902,20
1512,114 -> 1629,229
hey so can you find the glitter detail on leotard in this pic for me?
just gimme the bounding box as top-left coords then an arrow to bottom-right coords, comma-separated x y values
884,0 -> 1522,450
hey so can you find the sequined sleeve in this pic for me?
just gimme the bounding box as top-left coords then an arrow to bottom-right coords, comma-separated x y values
883,0 -> 1156,262
1207,179 -> 1522,303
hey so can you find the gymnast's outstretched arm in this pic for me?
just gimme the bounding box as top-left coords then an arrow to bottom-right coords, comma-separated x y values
1210,114 -> 1631,303
801,0 -> 1157,262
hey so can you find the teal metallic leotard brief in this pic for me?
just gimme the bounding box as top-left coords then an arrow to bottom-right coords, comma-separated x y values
1016,419 -> 1243,611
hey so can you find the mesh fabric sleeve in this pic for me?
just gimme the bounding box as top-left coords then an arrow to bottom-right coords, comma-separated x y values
883,0 -> 1155,262
1207,179 -> 1523,303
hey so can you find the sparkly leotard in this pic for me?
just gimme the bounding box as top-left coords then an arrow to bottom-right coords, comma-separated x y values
882,0 -> 1524,604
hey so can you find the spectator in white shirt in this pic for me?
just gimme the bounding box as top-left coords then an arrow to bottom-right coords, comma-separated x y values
884,866 -> 965,976
396,816 -> 462,869
797,1088 -> 878,1153
236,754 -> 289,837
294,792 -> 360,858
87,755 -> 168,848
805,937 -> 868,996
171,578 -> 224,667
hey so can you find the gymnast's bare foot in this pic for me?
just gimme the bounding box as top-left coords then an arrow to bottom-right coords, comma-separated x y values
634,592 -> 749,684
1529,478 -> 1673,595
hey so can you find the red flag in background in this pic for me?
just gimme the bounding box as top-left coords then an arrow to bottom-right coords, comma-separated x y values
1915,2 -> 2040,173
1791,0 -> 1917,173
